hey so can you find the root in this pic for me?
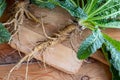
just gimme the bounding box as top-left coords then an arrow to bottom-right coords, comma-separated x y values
69,25 -> 84,53
25,56 -> 30,80
70,32 -> 77,53
3,1 -> 40,44
5,1 -> 78,80
40,48 -> 48,72
24,10 -> 40,23
6,24 -> 77,80
41,16 -> 56,40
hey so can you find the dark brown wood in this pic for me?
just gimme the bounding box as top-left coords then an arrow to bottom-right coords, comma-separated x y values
0,44 -> 22,65
0,0 -> 16,22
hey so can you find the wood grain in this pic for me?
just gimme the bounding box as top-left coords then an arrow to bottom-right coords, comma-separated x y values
0,44 -> 22,65
10,23 -> 82,74
9,5 -> 83,74
0,43 -> 112,80
0,61 -> 111,80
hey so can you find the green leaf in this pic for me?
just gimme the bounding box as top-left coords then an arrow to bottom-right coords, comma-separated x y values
103,34 -> 120,79
87,0 -> 109,18
83,0 -> 120,29
102,44 -> 120,80
103,21 -> 120,28
103,34 -> 120,51
30,0 -> 56,9
77,29 -> 104,59
96,20 -> 120,28
84,0 -> 105,15
0,23 -> 10,44
31,0 -> 87,19
0,0 -> 6,17
88,0 -> 120,19
94,0 -> 120,20
57,0 -> 87,19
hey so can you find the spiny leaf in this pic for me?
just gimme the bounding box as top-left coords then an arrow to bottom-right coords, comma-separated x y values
102,44 -> 120,80
88,0 -> 120,20
82,0 -> 120,29
103,34 -> 120,78
103,33 -> 120,51
57,0 -> 87,19
77,29 -> 104,59
87,0 -> 109,18
0,23 -> 10,44
31,0 -> 87,19
96,20 -> 120,28
0,0 -> 6,17
97,0 -> 120,19
84,0 -> 106,15
30,0 -> 56,9
87,0 -> 120,20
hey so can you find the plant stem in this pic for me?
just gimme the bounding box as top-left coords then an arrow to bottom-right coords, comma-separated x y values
78,19 -> 95,30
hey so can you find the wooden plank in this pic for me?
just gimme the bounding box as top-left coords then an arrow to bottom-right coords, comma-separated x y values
0,44 -> 22,65
0,44 -> 111,80
0,61 -> 111,80
10,25 -> 82,74
8,4 -> 120,74
9,5 -> 83,74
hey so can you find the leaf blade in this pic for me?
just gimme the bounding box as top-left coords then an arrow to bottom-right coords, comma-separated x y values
30,0 -> 56,9
31,0 -> 87,19
103,34 -> 120,79
0,23 -> 10,44
77,29 -> 104,59
97,21 -> 120,28
58,0 -> 87,19
102,44 -> 120,80
0,0 -> 6,17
